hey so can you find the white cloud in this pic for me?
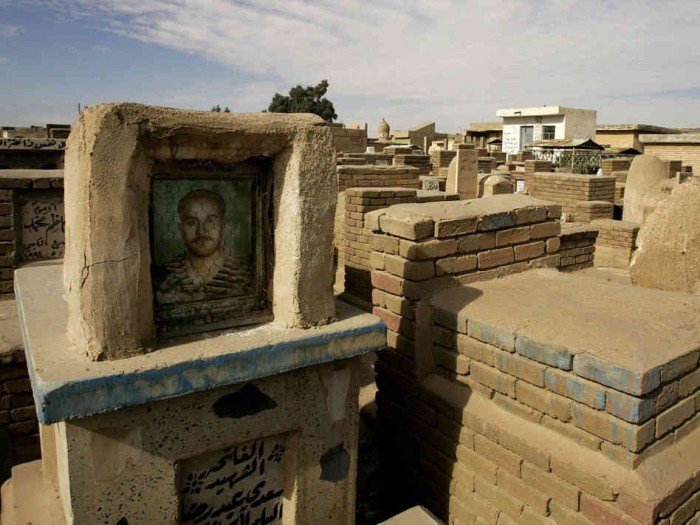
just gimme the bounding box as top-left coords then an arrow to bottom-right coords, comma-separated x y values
0,57 -> 8,64
0,24 -> 20,38
18,0 -> 700,128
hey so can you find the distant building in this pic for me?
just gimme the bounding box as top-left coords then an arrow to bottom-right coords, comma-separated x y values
0,124 -> 70,169
496,106 -> 596,154
390,121 -> 447,150
327,123 -> 368,153
639,133 -> 700,174
596,124 -> 677,153
465,122 -> 503,151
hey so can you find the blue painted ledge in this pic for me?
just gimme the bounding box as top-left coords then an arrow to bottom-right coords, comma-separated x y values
15,264 -> 386,425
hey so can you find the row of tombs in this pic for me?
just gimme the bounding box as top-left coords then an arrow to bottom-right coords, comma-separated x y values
0,103 -> 697,524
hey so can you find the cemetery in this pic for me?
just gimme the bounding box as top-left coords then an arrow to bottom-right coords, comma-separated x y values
0,103 -> 697,525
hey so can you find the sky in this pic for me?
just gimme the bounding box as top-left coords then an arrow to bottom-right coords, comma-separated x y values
0,0 -> 699,133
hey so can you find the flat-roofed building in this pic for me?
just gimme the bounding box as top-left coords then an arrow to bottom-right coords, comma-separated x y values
639,133 -> 700,173
596,124 -> 676,153
497,106 -> 596,154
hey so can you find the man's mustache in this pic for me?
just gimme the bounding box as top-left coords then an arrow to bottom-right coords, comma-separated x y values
191,236 -> 214,243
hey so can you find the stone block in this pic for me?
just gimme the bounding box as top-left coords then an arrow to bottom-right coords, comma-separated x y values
516,336 -> 573,370
679,368 -> 700,397
470,361 -> 516,398
459,232 -> 496,253
573,353 -> 660,396
516,381 -> 548,414
477,247 -> 514,269
456,335 -> 495,365
434,217 -> 478,239
530,221 -> 561,239
495,227 -> 530,247
656,396 -> 695,438
580,494 -> 639,525
467,321 -> 515,352
494,350 -> 546,387
570,403 -> 655,452
384,254 -> 435,281
399,238 -> 458,261
380,214 -> 434,241
514,241 -> 545,261
435,254 -> 477,276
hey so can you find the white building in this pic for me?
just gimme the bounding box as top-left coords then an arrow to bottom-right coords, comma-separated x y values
496,106 -> 597,154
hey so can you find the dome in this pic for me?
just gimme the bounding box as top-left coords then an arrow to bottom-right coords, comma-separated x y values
378,118 -> 390,134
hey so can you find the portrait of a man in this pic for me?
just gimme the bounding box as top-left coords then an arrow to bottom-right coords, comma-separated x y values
156,188 -> 251,305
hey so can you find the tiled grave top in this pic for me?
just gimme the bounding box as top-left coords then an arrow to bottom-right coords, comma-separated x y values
431,269 -> 700,396
16,264 -> 386,424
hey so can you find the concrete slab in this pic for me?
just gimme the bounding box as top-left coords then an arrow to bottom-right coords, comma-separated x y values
15,263 -> 386,424
430,269 -> 700,395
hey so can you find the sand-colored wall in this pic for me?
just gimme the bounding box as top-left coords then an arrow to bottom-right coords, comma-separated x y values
63,103 -> 337,361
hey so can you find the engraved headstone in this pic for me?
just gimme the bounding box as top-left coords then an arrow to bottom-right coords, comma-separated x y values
180,435 -> 287,525
19,194 -> 65,260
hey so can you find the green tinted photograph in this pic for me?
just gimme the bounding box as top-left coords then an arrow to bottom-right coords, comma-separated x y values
151,178 -> 255,309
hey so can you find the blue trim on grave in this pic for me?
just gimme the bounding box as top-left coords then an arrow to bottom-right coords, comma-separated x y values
30,320 -> 386,425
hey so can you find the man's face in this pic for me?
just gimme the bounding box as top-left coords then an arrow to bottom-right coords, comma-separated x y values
179,197 -> 224,258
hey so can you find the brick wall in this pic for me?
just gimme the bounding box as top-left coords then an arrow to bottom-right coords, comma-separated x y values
558,224 -> 598,272
344,188 -> 419,305
431,150 -> 456,176
334,165 -> 422,269
372,229 -> 700,525
0,347 -> 39,468
531,173 -> 616,222
343,188 -> 458,307
573,201 -> 614,222
367,194 -> 562,386
601,158 -> 631,177
478,157 -> 495,174
337,152 -> 392,166
393,154 -> 431,178
593,219 -> 639,269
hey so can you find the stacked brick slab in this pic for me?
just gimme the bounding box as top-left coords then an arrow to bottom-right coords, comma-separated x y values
559,224 -> 598,272
511,160 -> 553,194
337,152 -> 392,166
531,173 -> 616,222
344,188 -> 419,304
431,150 -> 457,176
394,154 -> 432,177
343,188 -> 459,306
367,194 -> 561,386
601,158 -> 631,178
376,268 -> 700,525
335,165 -> 421,268
573,201 -> 614,222
593,219 -> 639,269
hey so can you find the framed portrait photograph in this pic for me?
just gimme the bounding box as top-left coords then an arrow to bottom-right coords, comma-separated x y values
150,159 -> 273,337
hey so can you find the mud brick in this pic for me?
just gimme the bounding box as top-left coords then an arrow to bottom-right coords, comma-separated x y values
496,469 -> 550,516
498,430 -> 550,471
474,434 -> 522,477
399,238 -> 458,260
551,457 -> 614,501
456,443 -> 497,484
495,226 -> 531,247
476,477 -> 524,519
467,321 -> 515,352
494,349 -> 546,387
477,247 -> 514,269
521,462 -> 579,510
656,396 -> 695,438
3,378 -> 32,394
10,406 -> 36,422
457,335 -> 495,365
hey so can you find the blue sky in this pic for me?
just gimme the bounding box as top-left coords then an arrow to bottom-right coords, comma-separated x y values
1,0 -> 699,132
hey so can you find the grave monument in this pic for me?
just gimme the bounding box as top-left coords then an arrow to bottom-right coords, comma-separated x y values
1,103 -> 386,524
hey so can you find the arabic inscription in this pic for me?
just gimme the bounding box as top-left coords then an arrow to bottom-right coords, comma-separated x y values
20,198 -> 65,260
180,436 -> 286,525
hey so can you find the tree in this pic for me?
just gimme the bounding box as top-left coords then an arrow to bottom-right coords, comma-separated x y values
267,80 -> 337,122
211,105 -> 230,112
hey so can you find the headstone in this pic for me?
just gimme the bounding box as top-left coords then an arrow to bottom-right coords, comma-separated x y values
445,148 -> 478,199
631,177 -> 700,293
482,175 -> 514,197
622,155 -> 668,223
